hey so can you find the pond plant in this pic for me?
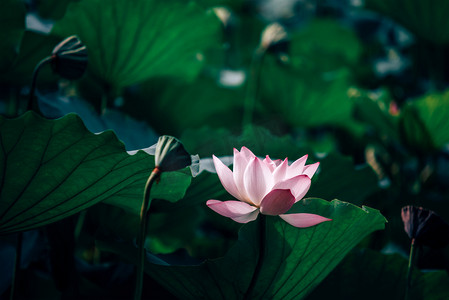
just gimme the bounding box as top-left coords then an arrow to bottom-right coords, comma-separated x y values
1,0 -> 449,299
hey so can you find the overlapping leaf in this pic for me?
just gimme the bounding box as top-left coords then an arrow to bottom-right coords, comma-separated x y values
0,112 -> 191,234
51,0 -> 222,91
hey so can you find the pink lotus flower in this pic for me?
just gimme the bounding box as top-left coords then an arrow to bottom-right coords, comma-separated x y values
206,147 -> 331,228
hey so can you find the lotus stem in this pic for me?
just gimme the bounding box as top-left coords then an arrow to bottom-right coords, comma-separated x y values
27,56 -> 53,112
9,232 -> 23,300
134,168 -> 161,300
244,214 -> 266,299
242,47 -> 266,129
405,238 -> 416,300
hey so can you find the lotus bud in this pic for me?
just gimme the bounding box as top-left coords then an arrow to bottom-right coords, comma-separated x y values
155,135 -> 192,172
401,205 -> 449,248
51,35 -> 88,80
259,22 -> 288,52
213,7 -> 232,28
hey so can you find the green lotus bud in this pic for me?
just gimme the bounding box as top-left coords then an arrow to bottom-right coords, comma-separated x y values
401,205 -> 449,248
51,35 -> 88,80
154,135 -> 192,172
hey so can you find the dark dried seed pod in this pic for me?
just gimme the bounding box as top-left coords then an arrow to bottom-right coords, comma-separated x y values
401,205 -> 449,248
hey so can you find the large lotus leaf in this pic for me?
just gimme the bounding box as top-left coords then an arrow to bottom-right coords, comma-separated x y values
0,112 -> 191,235
307,248 -> 449,300
51,0 -> 222,91
365,0 -> 449,44
399,90 -> 449,152
289,19 -> 363,73
260,55 -> 354,128
100,198 -> 385,299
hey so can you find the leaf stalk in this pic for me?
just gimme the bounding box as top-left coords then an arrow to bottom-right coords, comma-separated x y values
405,238 -> 416,300
27,56 -> 53,112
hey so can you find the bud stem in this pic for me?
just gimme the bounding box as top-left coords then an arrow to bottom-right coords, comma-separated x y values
27,56 -> 53,113
405,238 -> 416,300
134,168 -> 161,300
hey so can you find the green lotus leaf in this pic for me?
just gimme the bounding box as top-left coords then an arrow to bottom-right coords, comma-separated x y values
0,112 -> 191,235
51,0 -> 222,91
